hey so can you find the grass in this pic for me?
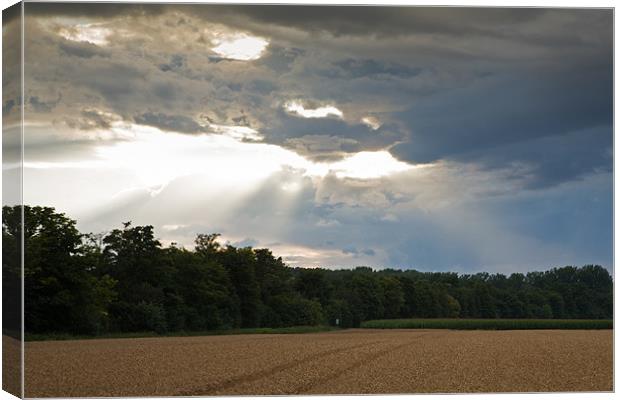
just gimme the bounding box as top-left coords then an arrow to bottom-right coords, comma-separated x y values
25,325 -> 339,342
360,318 -> 613,330
23,318 -> 613,341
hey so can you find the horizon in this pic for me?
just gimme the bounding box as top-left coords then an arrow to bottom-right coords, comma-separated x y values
5,203 -> 614,277
4,5 -> 613,274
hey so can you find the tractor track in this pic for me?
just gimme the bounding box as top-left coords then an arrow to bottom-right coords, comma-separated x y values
23,329 -> 612,397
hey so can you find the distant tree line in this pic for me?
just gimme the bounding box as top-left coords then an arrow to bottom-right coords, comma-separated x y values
2,206 -> 613,335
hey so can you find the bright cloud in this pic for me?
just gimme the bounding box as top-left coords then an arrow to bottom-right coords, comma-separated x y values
16,5 -> 612,272
211,33 -> 269,61
281,181 -> 302,193
58,23 -> 112,46
284,101 -> 344,119
361,116 -> 382,130
208,124 -> 264,141
29,123 -> 415,186
268,243 -> 364,268
327,151 -> 413,179
91,124 -> 300,188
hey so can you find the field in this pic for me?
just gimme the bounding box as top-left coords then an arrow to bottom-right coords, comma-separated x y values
24,329 -> 612,397
361,318 -> 613,330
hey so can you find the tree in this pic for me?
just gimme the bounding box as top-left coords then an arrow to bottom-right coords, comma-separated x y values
2,205 -> 22,334
102,222 -> 169,332
294,268 -> 332,306
380,277 -> 404,318
345,272 -> 384,324
5,205 -> 614,336
442,294 -> 461,318
195,233 -> 221,256
170,246 -> 239,330
218,245 -> 262,328
13,206 -> 116,334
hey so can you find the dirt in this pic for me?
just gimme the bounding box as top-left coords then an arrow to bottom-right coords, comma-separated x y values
24,329 -> 612,397
3,335 -> 21,397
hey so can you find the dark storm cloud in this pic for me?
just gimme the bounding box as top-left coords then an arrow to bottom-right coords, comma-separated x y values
470,126 -> 612,190
263,110 -> 406,161
192,5 -> 546,38
391,56 -> 612,188
342,246 -> 376,257
2,100 -> 15,115
22,4 -> 613,190
27,4 -> 595,44
77,62 -> 147,103
24,4 -> 543,36
18,4 -> 613,272
134,112 -> 206,134
29,95 -> 62,113
3,4 -> 21,122
23,2 -> 165,20
159,55 -> 185,72
62,109 -> 118,131
328,59 -> 423,80
59,41 -> 110,59
257,46 -> 305,74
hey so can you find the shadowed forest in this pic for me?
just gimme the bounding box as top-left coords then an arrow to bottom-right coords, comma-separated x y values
2,206 -> 613,336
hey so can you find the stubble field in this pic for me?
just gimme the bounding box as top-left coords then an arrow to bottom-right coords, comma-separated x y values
24,329 -> 612,397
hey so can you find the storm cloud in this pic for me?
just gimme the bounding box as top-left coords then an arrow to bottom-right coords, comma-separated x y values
13,4 -> 613,272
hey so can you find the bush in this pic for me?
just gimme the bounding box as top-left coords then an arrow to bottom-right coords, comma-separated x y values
138,302 -> 168,333
269,295 -> 325,327
361,318 -> 613,330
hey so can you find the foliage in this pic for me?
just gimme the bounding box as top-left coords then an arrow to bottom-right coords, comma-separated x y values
3,205 -> 613,336
360,318 -> 613,330
25,325 -> 338,342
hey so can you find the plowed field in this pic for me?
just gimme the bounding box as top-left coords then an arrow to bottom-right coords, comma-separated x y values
24,329 -> 612,397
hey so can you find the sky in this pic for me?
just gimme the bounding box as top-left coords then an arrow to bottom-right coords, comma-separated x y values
2,4 -> 613,273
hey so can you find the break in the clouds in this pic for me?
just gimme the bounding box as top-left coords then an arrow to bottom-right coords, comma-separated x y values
6,4 -> 612,273
284,101 -> 344,119
211,32 -> 269,61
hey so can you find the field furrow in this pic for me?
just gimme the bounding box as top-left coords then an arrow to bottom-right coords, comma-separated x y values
23,329 -> 612,397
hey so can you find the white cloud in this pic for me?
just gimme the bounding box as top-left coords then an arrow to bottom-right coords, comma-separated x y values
316,218 -> 341,227
162,224 -> 188,232
381,213 -> 399,222
361,116 -> 382,130
211,33 -> 269,61
208,124 -> 264,141
327,151 -> 412,179
280,181 -> 302,192
284,100 -> 343,119
23,122 -> 417,188
58,23 -> 112,46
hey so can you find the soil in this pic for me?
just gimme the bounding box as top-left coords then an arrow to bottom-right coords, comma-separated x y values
23,329 -> 613,397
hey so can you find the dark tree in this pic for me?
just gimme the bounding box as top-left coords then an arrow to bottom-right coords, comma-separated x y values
13,205 -> 613,336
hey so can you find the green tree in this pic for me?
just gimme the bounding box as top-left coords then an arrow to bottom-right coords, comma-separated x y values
218,245 -> 262,327
14,206 -> 116,334
2,205 -> 21,334
102,222 -> 169,332
380,276 -> 404,318
294,268 -> 332,306
168,246 -> 239,330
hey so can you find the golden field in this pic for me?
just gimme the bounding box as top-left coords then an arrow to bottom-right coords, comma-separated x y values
22,329 -> 612,397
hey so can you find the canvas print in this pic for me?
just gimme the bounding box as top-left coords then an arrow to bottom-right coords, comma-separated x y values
2,2 -> 614,398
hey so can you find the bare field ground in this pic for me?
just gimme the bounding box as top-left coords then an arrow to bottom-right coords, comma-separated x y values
24,329 -> 612,397
3,335 -> 21,397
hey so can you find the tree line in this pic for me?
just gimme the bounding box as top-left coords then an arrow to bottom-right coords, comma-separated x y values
2,205 -> 613,336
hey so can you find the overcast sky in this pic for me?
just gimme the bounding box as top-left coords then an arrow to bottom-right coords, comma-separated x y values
4,4 -> 613,273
